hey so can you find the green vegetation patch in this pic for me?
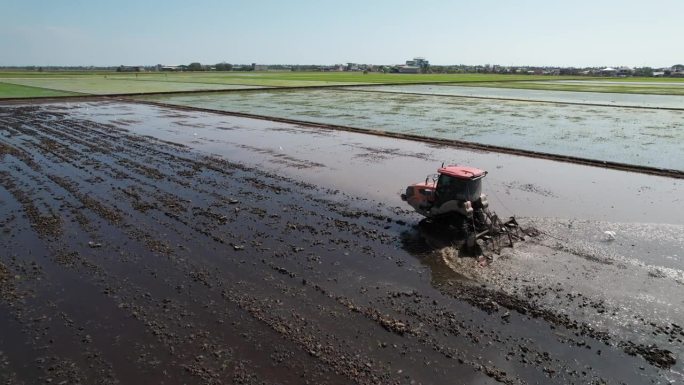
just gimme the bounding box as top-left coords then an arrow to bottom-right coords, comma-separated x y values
107,72 -> 576,86
0,71 -> 584,89
5,71 -> 681,97
0,82 -> 77,98
0,78 -> 260,95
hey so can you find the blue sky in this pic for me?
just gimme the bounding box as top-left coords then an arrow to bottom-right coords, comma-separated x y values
1,0 -> 682,67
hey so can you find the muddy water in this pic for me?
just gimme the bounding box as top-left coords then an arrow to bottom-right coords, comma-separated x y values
1,101 -> 682,384
140,89 -> 684,172
75,101 -> 684,225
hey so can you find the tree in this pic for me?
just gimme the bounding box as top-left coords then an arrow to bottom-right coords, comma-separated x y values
215,62 -> 233,71
187,62 -> 204,71
633,67 -> 653,77
559,67 -> 580,76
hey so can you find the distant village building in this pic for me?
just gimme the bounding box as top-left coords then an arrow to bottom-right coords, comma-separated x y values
396,65 -> 421,74
406,57 -> 429,68
117,65 -> 144,72
346,63 -> 360,71
600,67 -> 617,76
252,63 -> 269,71
599,66 -> 633,77
670,64 -> 684,77
394,57 -> 430,74
616,66 -> 633,76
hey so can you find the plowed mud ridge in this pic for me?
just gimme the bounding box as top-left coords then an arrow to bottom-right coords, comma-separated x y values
0,103 -> 682,384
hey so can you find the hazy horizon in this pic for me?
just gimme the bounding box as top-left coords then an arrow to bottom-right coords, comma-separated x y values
1,0 -> 682,68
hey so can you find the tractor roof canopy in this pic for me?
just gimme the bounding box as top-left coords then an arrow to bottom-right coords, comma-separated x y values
438,166 -> 486,180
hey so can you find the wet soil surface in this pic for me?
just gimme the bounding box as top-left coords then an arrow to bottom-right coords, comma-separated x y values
0,102 -> 682,384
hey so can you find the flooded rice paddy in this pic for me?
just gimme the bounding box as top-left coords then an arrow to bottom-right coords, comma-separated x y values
142,88 -> 684,171
77,101 -> 684,224
536,80 -> 684,88
355,84 -> 684,109
0,100 -> 682,384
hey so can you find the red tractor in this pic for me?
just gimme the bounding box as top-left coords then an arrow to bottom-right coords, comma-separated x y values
401,164 -> 523,254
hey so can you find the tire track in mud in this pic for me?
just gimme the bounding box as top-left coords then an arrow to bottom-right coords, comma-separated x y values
0,103 -> 677,384
1,106 -> 488,384
0,186 -> 129,384
1,154 -> 344,383
1,109 -> 342,382
1,105 -> 456,384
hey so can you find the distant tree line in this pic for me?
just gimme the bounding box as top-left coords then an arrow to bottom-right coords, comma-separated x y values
181,62 -> 249,71
215,63 -> 232,71
0,65 -> 120,71
3,63 -> 684,77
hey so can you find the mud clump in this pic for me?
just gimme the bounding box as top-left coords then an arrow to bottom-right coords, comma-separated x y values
0,262 -> 10,286
0,262 -> 21,302
621,342 -> 676,369
0,171 -> 62,237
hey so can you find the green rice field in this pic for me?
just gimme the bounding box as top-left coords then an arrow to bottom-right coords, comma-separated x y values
0,72 -> 577,98
104,72 -> 560,86
0,82 -> 77,98
0,77 -> 263,96
2,71 -> 683,98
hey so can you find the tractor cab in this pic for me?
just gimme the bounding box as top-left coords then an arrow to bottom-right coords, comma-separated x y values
434,166 -> 486,205
401,165 -> 488,219
401,164 -> 527,257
